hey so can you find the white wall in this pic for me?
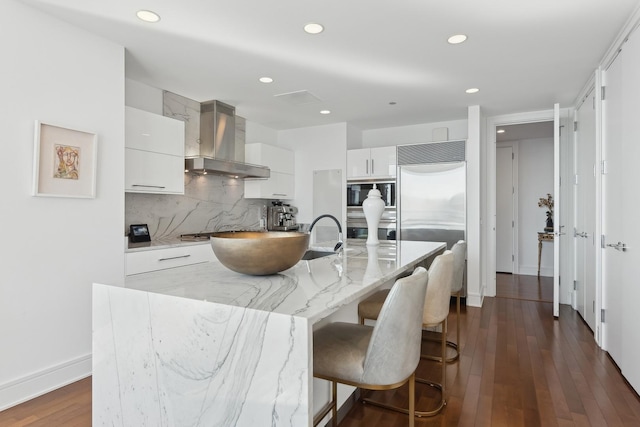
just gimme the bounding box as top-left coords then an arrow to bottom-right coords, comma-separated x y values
362,119 -> 468,148
0,0 -> 124,410
278,123 -> 348,226
518,138 -> 554,275
467,106 -> 483,307
247,121 -> 279,145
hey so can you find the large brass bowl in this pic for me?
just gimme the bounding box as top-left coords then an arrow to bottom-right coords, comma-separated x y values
210,231 -> 310,275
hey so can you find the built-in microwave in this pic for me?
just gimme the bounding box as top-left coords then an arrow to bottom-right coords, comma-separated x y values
346,180 -> 395,207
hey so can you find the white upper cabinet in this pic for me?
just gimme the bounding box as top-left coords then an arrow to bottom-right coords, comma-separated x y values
244,143 -> 295,199
347,146 -> 396,179
125,106 -> 185,194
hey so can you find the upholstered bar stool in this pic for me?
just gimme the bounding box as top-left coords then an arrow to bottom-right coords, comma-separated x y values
313,267 -> 429,427
358,251 -> 454,417
423,240 -> 466,363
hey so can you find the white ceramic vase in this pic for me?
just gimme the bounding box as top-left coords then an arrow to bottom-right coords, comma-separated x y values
362,184 -> 385,246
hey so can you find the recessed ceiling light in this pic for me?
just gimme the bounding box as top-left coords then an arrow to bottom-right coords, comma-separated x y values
465,88 -> 480,94
304,23 -> 324,34
497,129 -> 505,134
320,110 -> 331,115
136,10 -> 160,23
259,77 -> 273,83
448,34 -> 467,44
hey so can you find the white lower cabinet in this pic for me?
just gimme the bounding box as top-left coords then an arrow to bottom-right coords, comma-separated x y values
126,244 -> 215,275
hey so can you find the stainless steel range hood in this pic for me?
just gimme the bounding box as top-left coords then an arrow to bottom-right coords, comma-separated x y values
184,100 -> 270,179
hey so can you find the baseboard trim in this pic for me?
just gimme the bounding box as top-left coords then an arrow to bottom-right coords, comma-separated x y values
467,291 -> 483,307
0,353 -> 91,411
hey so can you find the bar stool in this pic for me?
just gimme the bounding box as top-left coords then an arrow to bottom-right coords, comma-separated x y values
423,240 -> 466,363
312,267 -> 429,427
358,251 -> 454,417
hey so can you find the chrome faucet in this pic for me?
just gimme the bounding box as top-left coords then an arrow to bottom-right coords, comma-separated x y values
309,214 -> 344,252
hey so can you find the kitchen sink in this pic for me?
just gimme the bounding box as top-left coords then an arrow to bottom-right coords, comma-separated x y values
301,250 -> 335,260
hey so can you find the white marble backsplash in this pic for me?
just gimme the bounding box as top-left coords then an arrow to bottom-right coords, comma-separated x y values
125,174 -> 269,239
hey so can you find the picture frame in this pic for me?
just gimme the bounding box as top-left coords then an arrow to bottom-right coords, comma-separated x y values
32,121 -> 97,198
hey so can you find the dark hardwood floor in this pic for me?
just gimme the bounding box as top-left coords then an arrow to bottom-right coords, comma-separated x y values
2,282 -> 639,426
496,272 -> 553,302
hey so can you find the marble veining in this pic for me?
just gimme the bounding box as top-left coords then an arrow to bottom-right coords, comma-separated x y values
93,285 -> 310,427
94,240 -> 446,426
125,174 -> 269,240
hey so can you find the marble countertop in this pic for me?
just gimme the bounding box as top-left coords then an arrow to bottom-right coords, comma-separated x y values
122,240 -> 445,324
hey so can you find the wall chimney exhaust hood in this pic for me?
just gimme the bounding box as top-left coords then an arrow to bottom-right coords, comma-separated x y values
184,100 -> 270,179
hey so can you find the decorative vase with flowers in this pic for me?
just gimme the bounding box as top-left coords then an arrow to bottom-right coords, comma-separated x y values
538,193 -> 554,232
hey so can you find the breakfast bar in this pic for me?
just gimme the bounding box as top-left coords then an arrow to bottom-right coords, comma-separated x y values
92,240 -> 445,426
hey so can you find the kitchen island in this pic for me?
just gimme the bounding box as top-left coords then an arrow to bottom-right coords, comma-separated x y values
93,240 -> 445,426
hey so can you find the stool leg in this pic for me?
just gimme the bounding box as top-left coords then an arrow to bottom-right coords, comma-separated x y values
441,319 -> 447,406
456,290 -> 461,356
332,381 -> 337,427
409,373 -> 415,427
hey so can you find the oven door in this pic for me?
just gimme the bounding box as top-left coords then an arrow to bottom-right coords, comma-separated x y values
347,180 -> 395,208
346,219 -> 396,241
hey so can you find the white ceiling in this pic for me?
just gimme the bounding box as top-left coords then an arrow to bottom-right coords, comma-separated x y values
20,0 -> 640,131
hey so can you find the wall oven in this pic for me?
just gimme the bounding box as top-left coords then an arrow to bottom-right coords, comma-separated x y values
347,180 -> 395,208
346,179 -> 396,241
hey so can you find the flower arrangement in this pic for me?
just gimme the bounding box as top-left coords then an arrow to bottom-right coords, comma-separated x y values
538,193 -> 554,217
538,193 -> 554,230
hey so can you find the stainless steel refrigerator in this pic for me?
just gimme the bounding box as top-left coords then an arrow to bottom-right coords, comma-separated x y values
397,142 -> 466,250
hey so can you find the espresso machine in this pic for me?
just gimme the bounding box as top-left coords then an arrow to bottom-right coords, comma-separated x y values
267,202 -> 299,231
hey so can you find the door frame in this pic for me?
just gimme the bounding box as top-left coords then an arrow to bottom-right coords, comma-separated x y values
485,109 -> 575,312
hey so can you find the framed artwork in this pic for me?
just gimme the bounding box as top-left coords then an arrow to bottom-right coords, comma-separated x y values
32,121 -> 97,198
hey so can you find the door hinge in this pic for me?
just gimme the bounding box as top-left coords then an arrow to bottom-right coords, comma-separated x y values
601,308 -> 605,323
574,121 -> 578,132
573,280 -> 577,291
512,152 -> 514,160
601,234 -> 606,248
601,86 -> 606,100
512,254 -> 515,262
512,220 -> 514,228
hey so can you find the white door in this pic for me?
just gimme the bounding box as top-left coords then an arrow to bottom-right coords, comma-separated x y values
496,145 -> 515,273
602,51 -> 624,365
620,32 -> 640,393
575,91 -> 597,331
602,31 -> 640,394
553,104 -> 561,317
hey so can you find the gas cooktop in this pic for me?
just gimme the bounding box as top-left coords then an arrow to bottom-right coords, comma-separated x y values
179,232 -> 217,241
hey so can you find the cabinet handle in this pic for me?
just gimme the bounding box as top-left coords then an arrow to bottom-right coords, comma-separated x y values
371,159 -> 374,174
366,159 -> 369,174
158,254 -> 191,261
132,184 -> 166,189
272,193 -> 287,196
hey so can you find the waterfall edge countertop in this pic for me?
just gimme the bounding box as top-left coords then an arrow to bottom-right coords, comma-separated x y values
93,240 -> 446,427
122,239 -> 446,324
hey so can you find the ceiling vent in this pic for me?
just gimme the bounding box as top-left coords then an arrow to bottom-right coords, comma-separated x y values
274,90 -> 322,105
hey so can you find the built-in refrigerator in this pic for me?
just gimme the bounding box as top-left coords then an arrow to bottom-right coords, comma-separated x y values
397,141 -> 466,251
